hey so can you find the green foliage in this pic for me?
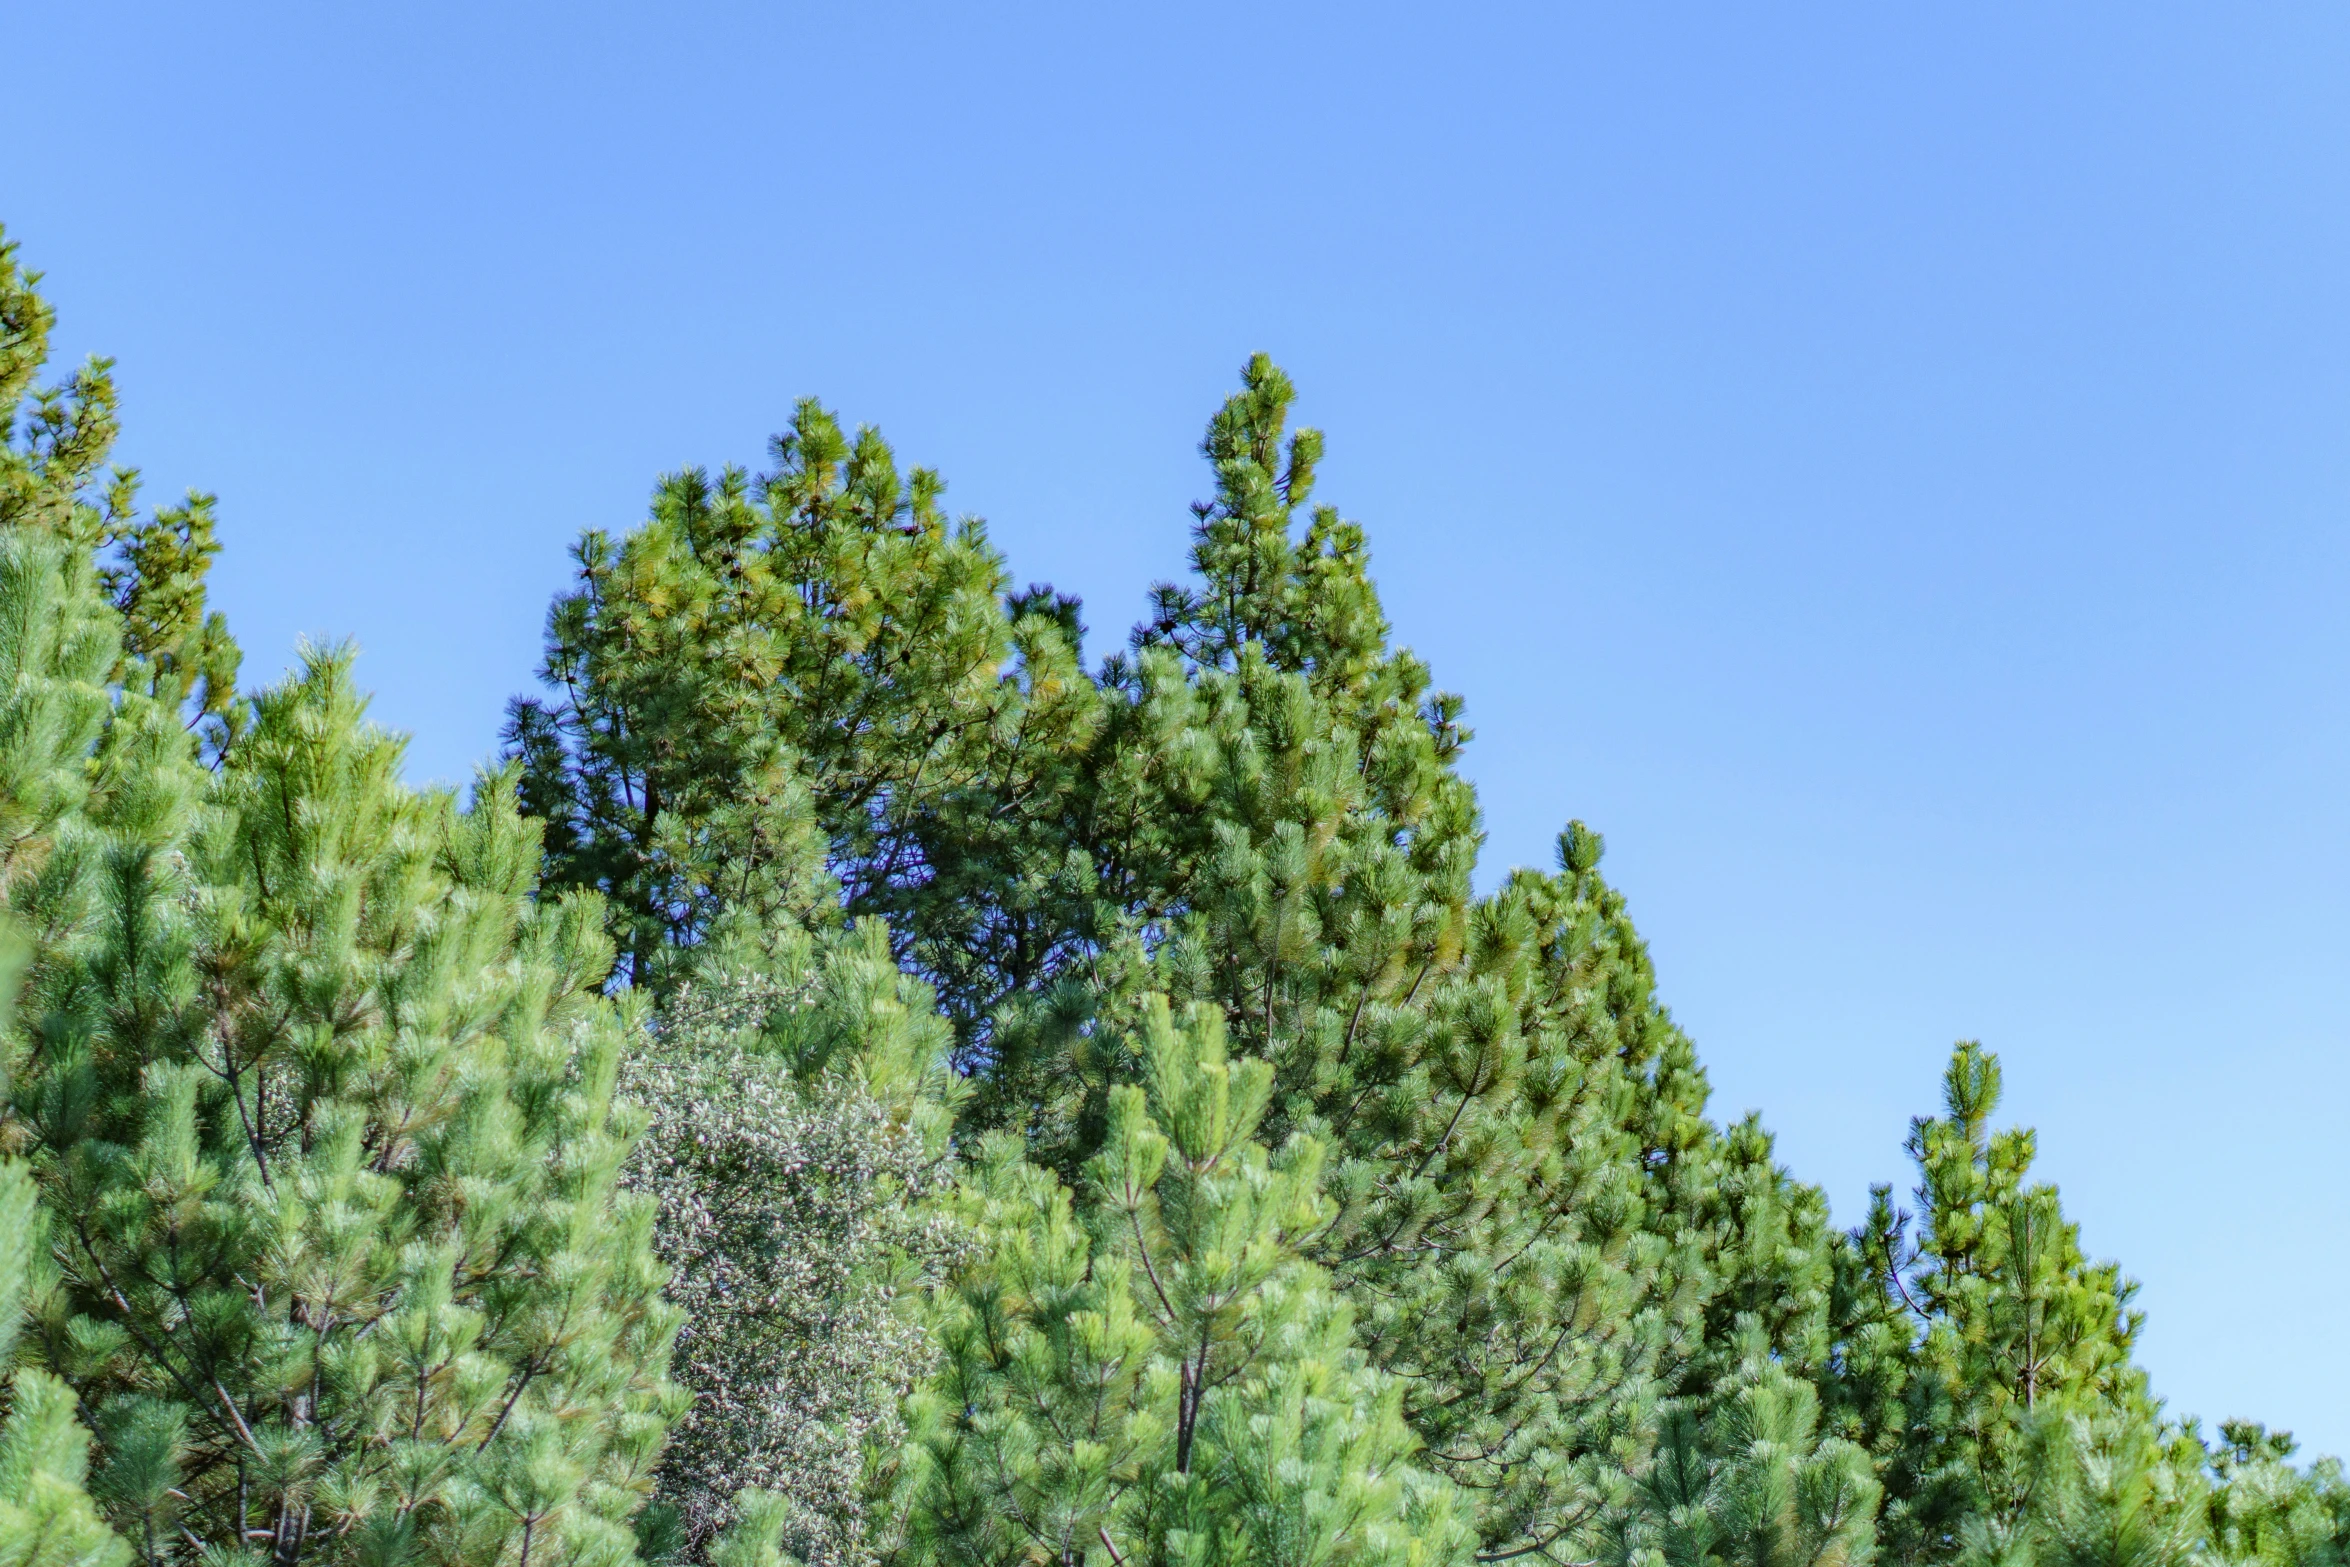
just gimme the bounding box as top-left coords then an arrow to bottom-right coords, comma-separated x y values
505,400 -> 1087,1001
0,225 -> 237,746
2198,1423 -> 2350,1567
0,228 -> 684,1567
0,1357 -> 130,1567
0,233 -> 144,1567
2,967 -> 131,1567
2004,1416 -> 2202,1567
1627,1333 -> 1879,1567
906,997 -> 1470,1567
513,354 -> 1839,1565
703,1493 -> 798,1567
499,350 -> 2013,1567
14,210 -> 2322,1567
623,929 -> 967,1566
1939,1412 -> 2202,1567
1833,1045 -> 2147,1567
17,643 -> 686,1567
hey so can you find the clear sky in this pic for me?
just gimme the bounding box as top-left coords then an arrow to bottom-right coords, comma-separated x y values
10,3 -> 2347,1456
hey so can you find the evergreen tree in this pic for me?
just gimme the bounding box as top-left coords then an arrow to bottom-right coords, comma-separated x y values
502,337 -> 2334,1567
992,363 -> 1824,1565
0,928 -> 124,1567
505,402 -> 1095,1003
0,227 -> 684,1567
2198,1423 -> 2349,1567
906,996 -> 1469,1567
0,224 -> 140,1567
2,1057 -> 129,1567
17,202 -> 2342,1567
22,647 -> 687,1567
0,226 -> 238,748
1832,1045 -> 2147,1567
1626,1328 -> 1879,1567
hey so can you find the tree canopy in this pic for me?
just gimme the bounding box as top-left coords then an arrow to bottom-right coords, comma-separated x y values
0,223 -> 2337,1567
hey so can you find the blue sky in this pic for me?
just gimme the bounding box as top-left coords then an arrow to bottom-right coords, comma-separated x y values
10,3 -> 2348,1455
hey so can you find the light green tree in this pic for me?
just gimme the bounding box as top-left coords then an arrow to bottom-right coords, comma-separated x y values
2197,1422 -> 2348,1567
908,997 -> 1470,1567
0,223 -> 137,1567
0,919 -> 122,1567
1624,1322 -> 1879,1567
1,1097 -> 129,1567
1833,1045 -> 2147,1567
0,225 -> 685,1567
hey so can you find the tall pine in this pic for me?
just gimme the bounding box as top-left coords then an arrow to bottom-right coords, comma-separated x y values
505,404 -> 1094,1004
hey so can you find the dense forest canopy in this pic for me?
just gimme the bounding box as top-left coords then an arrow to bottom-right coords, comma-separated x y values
0,224 -> 2341,1567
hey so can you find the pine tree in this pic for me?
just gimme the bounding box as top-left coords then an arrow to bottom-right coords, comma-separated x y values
1626,1329 -> 1879,1567
1018,363 -> 1804,1565
1,1104 -> 129,1567
513,347 -> 2315,1567
505,402 -> 1096,1003
17,199 -> 2342,1567
0,224 -> 137,1567
1936,1410 -> 2205,1567
0,226 -> 238,748
906,996 -> 1470,1567
19,647 -> 688,1567
0,227 -> 684,1567
2199,1423 -> 2349,1567
0,929 -> 124,1567
1833,1045 -> 2147,1567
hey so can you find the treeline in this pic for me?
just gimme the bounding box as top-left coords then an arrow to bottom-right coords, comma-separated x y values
0,226 -> 2340,1567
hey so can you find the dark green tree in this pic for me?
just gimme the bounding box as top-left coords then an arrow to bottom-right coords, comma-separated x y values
505,403 -> 1096,1001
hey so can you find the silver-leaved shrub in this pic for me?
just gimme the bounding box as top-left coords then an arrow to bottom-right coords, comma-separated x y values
624,927 -> 965,1567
